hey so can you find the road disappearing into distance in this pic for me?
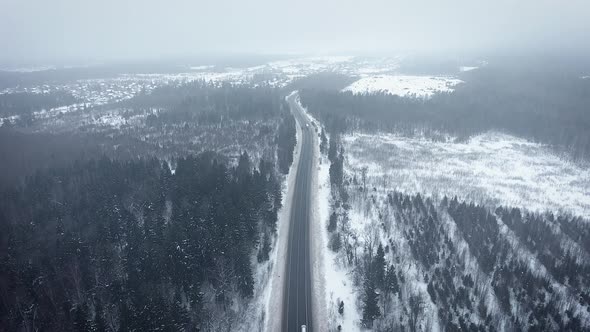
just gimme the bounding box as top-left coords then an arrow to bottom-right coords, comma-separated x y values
282,92 -> 315,332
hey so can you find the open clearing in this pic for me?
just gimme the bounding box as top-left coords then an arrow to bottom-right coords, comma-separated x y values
343,131 -> 590,218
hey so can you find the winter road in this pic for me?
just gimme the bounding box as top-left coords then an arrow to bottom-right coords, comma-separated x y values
282,92 -> 315,332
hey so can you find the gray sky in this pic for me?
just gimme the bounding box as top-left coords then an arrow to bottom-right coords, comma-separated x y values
1,0 -> 589,62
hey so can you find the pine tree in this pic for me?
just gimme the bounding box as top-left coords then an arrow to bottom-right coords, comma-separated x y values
320,130 -> 328,154
329,232 -> 342,252
328,212 -> 338,232
170,292 -> 189,331
73,303 -> 90,331
373,244 -> 386,288
329,155 -> 343,186
257,232 -> 272,262
93,300 -> 107,332
362,279 -> 380,328
237,151 -> 251,179
328,135 -> 338,163
385,265 -> 399,295
235,248 -> 254,297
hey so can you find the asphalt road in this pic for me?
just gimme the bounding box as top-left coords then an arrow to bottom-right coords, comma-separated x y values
282,93 -> 315,332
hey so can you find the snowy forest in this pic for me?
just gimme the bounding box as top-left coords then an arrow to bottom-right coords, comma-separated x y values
1,54 -> 589,331
0,80 -> 297,331
2,0 -> 590,329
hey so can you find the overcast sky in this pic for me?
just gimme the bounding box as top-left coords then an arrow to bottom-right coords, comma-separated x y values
1,0 -> 589,63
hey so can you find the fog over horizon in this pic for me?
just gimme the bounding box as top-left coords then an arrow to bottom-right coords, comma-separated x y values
1,0 -> 589,64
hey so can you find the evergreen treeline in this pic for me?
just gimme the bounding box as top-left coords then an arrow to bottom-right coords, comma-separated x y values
0,91 -> 78,120
0,130 -> 112,189
0,152 -> 282,331
120,81 -> 282,123
276,109 -> 296,174
300,67 -> 590,160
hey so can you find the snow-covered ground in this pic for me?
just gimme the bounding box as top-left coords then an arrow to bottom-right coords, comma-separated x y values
343,131 -> 590,218
342,75 -> 463,98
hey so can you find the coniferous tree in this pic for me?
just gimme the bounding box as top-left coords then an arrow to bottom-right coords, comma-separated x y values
328,211 -> 338,232
235,246 -> 255,298
328,134 -> 338,163
384,264 -> 399,295
320,129 -> 328,155
362,279 -> 380,328
373,244 -> 386,288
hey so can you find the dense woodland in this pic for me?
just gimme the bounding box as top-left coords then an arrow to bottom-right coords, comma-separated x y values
0,152 -> 284,331
0,130 -> 113,189
0,79 -> 299,330
301,65 -> 590,160
120,81 -> 282,121
0,91 -> 79,124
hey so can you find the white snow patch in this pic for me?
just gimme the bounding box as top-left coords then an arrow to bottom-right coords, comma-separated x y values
93,113 -> 127,128
0,114 -> 20,125
342,75 -> 463,98
460,66 -> 479,72
190,65 -> 215,71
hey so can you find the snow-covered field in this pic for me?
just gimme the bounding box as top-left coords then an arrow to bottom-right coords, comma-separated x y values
342,75 -> 463,98
343,131 -> 590,218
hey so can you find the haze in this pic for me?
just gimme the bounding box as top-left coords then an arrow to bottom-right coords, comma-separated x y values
1,0 -> 589,62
